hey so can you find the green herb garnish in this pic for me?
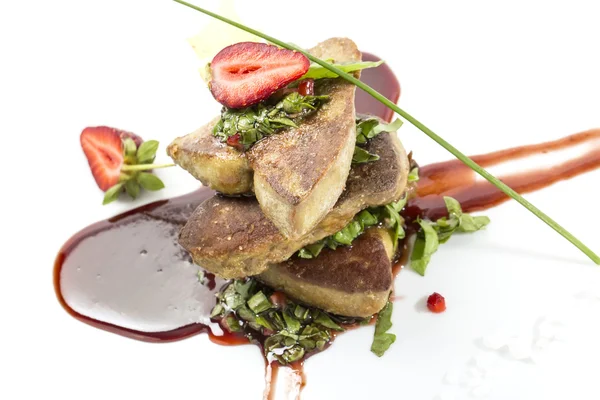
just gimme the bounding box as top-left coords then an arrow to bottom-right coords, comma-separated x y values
211,278 -> 345,365
102,138 -> 171,205
407,167 -> 419,183
301,60 -> 384,80
213,91 -> 328,149
175,0 -> 599,264
356,117 -> 403,144
352,146 -> 380,164
352,117 -> 403,164
297,197 -> 407,259
370,300 -> 396,357
411,196 -> 490,275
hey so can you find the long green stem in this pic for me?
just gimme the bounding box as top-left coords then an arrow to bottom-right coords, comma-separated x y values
121,163 -> 175,172
172,0 -> 599,265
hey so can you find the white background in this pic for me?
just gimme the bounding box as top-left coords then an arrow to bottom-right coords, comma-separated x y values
1,0 -> 600,399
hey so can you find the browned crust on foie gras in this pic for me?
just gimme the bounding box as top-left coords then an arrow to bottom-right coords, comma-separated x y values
167,117 -> 253,194
248,38 -> 361,239
258,228 -> 394,318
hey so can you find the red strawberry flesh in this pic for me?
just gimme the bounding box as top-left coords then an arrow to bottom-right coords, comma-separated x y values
80,127 -> 125,191
210,42 -> 310,108
427,292 -> 446,313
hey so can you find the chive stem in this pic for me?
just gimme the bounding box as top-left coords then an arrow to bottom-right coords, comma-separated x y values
172,0 -> 600,265
121,163 -> 175,172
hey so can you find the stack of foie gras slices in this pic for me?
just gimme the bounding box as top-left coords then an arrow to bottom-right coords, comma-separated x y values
168,38 -> 410,317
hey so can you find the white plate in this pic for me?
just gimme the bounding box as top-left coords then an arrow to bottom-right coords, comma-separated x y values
2,1 -> 600,399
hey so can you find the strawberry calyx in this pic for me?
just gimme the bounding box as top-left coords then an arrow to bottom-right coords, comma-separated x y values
102,137 -> 174,205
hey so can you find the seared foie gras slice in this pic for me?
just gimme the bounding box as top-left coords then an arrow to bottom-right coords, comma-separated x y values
178,131 -> 409,279
258,228 -> 394,318
248,38 -> 360,238
167,117 -> 253,194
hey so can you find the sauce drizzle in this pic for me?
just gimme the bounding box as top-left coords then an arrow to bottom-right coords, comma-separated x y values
53,50 -> 600,398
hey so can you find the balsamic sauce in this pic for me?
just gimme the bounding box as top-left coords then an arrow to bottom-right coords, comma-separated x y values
405,129 -> 600,221
53,50 -> 600,398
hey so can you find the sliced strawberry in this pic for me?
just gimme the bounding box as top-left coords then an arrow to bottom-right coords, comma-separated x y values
210,42 -> 310,108
80,127 -> 125,191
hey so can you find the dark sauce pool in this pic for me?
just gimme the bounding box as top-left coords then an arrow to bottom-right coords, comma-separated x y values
54,51 -> 600,399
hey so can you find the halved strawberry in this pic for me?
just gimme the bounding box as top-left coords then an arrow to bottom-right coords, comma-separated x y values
80,126 -> 172,204
80,127 -> 125,191
210,42 -> 310,108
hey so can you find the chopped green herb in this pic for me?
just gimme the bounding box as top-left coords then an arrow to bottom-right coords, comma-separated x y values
297,197 -> 408,259
222,314 -> 242,333
352,146 -> 380,164
313,310 -> 343,331
213,91 -> 329,149
356,117 -> 403,144
301,60 -> 384,80
210,278 -> 345,365
353,117 -> 403,165
370,301 -> 396,357
247,291 -> 273,314
411,219 -> 440,276
408,167 -> 419,183
411,196 -> 490,275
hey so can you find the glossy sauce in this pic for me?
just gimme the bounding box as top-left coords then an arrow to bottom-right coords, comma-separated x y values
54,50 -> 600,399
405,130 -> 600,221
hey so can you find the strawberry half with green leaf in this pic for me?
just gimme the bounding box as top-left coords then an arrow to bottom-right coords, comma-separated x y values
209,42 -> 310,108
80,126 -> 173,205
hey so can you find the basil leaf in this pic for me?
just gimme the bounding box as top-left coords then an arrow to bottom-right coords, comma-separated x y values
458,214 -> 491,232
313,311 -> 343,331
372,118 -> 403,136
235,279 -> 256,300
370,301 -> 396,357
357,209 -> 378,226
137,172 -> 165,191
247,291 -> 272,314
408,167 -> 420,183
411,197 -> 490,275
210,303 -> 224,318
352,146 -> 380,164
136,140 -> 159,164
283,310 -> 301,334
294,305 -> 309,321
443,196 -> 462,218
301,60 -> 385,80
124,179 -> 140,199
410,219 -> 440,276
102,183 -> 124,205
355,118 -> 381,144
297,242 -> 325,259
224,291 -> 245,310
223,315 -> 242,333
356,117 -> 403,144
282,346 -> 305,363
